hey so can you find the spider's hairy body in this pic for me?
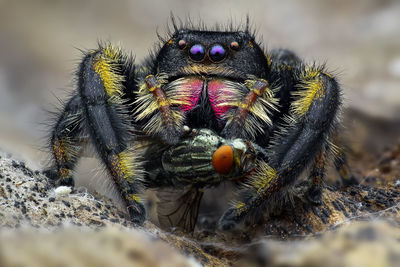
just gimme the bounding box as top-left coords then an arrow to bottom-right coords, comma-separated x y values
50,22 -> 357,231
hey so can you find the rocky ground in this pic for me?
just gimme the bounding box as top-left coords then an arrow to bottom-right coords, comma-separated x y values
1,129 -> 399,266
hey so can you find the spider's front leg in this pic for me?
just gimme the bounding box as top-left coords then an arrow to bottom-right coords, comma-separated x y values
52,44 -> 147,224
81,45 -> 149,224
219,67 -> 341,230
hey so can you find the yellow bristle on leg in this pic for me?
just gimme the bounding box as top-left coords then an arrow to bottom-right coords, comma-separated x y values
250,161 -> 278,193
108,150 -> 143,184
291,70 -> 326,117
92,46 -> 124,97
128,194 -> 142,203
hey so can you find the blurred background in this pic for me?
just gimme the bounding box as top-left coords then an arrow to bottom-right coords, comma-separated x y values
0,0 -> 399,200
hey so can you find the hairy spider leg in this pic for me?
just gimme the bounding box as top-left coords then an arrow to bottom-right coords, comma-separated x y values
219,67 -> 340,230
77,45 -> 146,224
50,94 -> 85,187
334,148 -> 358,186
306,149 -> 327,205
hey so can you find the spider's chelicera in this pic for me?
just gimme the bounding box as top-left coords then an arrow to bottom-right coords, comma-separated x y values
50,22 -> 357,231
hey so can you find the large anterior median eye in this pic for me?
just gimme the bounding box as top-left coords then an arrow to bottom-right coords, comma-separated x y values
209,44 -> 226,63
189,44 -> 206,62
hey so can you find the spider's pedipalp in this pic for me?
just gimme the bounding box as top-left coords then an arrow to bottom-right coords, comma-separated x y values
134,74 -> 184,144
222,78 -> 278,139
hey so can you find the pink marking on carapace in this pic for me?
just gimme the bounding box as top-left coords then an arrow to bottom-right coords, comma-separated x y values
207,79 -> 236,121
179,78 -> 203,113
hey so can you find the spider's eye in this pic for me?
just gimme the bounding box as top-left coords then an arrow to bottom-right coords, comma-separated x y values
212,145 -> 233,174
209,44 -> 226,63
230,41 -> 239,51
178,39 -> 186,49
189,44 -> 205,62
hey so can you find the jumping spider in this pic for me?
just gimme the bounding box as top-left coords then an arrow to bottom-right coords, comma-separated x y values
50,22 -> 357,232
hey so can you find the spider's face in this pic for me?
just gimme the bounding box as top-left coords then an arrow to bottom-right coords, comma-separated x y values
146,30 -> 272,130
156,30 -> 269,82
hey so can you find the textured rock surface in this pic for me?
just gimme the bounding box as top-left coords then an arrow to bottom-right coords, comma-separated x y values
0,155 -> 228,266
1,143 -> 400,266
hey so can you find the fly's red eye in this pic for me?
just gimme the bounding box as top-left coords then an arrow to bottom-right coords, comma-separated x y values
230,41 -> 239,50
212,145 -> 234,174
178,39 -> 186,49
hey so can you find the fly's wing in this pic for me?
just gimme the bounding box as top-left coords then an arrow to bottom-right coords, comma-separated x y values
156,187 -> 204,232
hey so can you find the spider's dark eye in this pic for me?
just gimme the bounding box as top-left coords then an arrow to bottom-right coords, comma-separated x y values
230,41 -> 239,51
209,44 -> 226,63
178,39 -> 186,49
189,44 -> 206,62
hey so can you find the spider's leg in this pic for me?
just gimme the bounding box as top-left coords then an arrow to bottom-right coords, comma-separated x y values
78,44 -> 145,224
306,149 -> 326,205
269,48 -> 301,66
219,67 -> 340,230
50,94 -> 85,187
334,147 -> 358,186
